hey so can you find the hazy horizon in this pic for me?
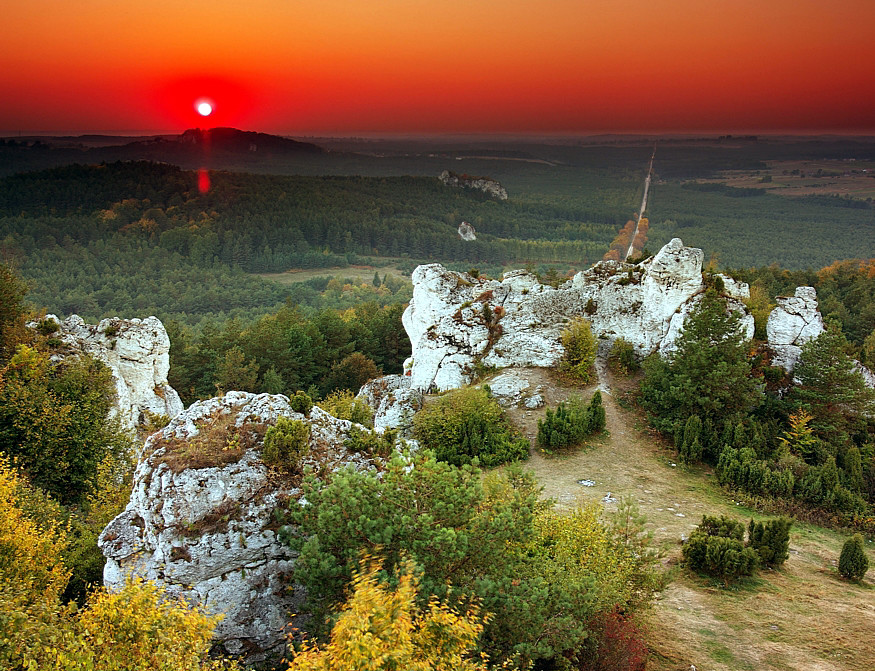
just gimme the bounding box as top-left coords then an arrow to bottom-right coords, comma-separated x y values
4,1 -> 874,136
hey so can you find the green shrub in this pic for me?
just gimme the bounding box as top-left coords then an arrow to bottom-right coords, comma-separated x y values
537,392 -> 605,453
682,515 -> 758,582
678,415 -> 703,464
36,319 -> 59,336
413,387 -> 529,468
262,417 -> 310,472
607,338 -> 639,375
288,390 -> 314,415
838,533 -> 869,580
747,518 -> 792,566
317,389 -> 373,427
344,426 -> 396,457
558,318 -> 597,383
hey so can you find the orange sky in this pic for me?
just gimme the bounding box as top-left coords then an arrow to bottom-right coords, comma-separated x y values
3,0 -> 874,134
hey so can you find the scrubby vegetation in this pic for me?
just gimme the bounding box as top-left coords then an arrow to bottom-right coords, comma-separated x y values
281,454 -> 659,668
0,457 -> 237,670
413,387 -> 529,467
287,556 -> 491,671
558,318 -> 598,383
639,286 -> 875,532
537,391 -> 606,453
262,417 -> 310,472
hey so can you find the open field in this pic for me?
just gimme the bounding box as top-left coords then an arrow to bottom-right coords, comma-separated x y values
485,366 -> 875,671
701,159 -> 875,200
257,262 -> 410,286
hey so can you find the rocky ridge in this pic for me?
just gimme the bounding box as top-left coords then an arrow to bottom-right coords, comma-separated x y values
35,314 -> 183,429
98,391 -> 379,663
401,238 -> 754,392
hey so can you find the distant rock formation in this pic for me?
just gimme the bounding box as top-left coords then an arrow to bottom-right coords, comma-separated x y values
458,221 -> 477,241
99,391 -> 381,663
439,170 -> 508,200
35,314 -> 183,429
401,238 -> 753,392
766,287 -> 825,371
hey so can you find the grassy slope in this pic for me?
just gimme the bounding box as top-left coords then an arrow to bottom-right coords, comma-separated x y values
491,367 -> 874,671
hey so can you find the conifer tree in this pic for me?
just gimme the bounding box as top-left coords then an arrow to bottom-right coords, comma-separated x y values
838,533 -> 869,581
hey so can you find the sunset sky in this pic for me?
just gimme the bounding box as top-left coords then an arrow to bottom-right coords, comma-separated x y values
3,0 -> 874,135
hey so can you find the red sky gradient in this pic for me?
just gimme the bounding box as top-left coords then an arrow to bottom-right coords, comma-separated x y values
3,0 -> 874,135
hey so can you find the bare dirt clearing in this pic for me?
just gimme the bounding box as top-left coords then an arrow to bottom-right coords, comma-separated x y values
492,365 -> 875,671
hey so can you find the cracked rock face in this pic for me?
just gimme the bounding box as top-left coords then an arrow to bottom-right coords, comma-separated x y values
401,238 -> 753,393
356,374 -> 422,434
37,314 -> 183,429
766,287 -> 825,371
99,391 -> 376,664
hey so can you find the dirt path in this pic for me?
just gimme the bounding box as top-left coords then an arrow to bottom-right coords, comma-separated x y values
495,364 -> 875,671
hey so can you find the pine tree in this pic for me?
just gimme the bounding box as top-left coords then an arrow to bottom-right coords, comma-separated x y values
791,323 -> 875,445
838,533 -> 869,580
641,289 -> 762,445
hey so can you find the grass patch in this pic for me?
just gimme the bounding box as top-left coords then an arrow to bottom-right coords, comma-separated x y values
150,409 -> 267,473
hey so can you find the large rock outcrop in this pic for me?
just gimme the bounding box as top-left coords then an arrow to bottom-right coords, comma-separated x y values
99,391 -> 378,663
402,238 -> 753,392
37,314 -> 183,429
766,287 -> 825,371
439,170 -> 508,200
356,374 -> 422,435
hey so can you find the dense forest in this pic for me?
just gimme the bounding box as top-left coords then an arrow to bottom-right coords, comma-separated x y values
0,161 -> 633,326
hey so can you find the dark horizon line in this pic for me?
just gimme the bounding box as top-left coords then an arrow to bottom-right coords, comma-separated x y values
3,127 -> 875,141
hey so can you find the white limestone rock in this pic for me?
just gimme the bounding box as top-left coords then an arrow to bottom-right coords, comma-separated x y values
457,221 -> 477,241
357,374 -> 423,434
402,238 -> 751,392
485,370 -> 531,407
766,287 -> 825,371
34,314 -> 183,429
439,169 -> 508,200
99,391 -> 377,664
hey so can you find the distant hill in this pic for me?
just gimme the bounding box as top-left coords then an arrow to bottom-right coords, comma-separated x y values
0,127 -> 325,176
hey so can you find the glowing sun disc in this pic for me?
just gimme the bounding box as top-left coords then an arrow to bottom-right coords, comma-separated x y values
196,101 -> 213,116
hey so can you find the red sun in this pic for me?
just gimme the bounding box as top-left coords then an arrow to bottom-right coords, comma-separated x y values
195,99 -> 213,116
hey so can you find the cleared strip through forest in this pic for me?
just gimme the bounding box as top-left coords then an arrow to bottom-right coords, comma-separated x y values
624,145 -> 656,261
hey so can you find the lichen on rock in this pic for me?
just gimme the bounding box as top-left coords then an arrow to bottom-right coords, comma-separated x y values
99,391 -> 380,664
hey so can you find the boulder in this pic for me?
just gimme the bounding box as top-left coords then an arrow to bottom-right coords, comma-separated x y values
99,391 -> 378,663
357,374 -> 423,434
34,314 -> 183,429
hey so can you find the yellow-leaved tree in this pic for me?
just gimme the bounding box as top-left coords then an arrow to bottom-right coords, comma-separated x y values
0,455 -> 71,668
288,556 -> 493,671
0,456 -> 237,671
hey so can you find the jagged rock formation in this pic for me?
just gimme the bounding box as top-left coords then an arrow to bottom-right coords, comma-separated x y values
766,287 -> 825,371
402,238 -> 753,392
458,221 -> 477,241
439,169 -> 508,200
99,391 -> 378,663
36,314 -> 183,429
